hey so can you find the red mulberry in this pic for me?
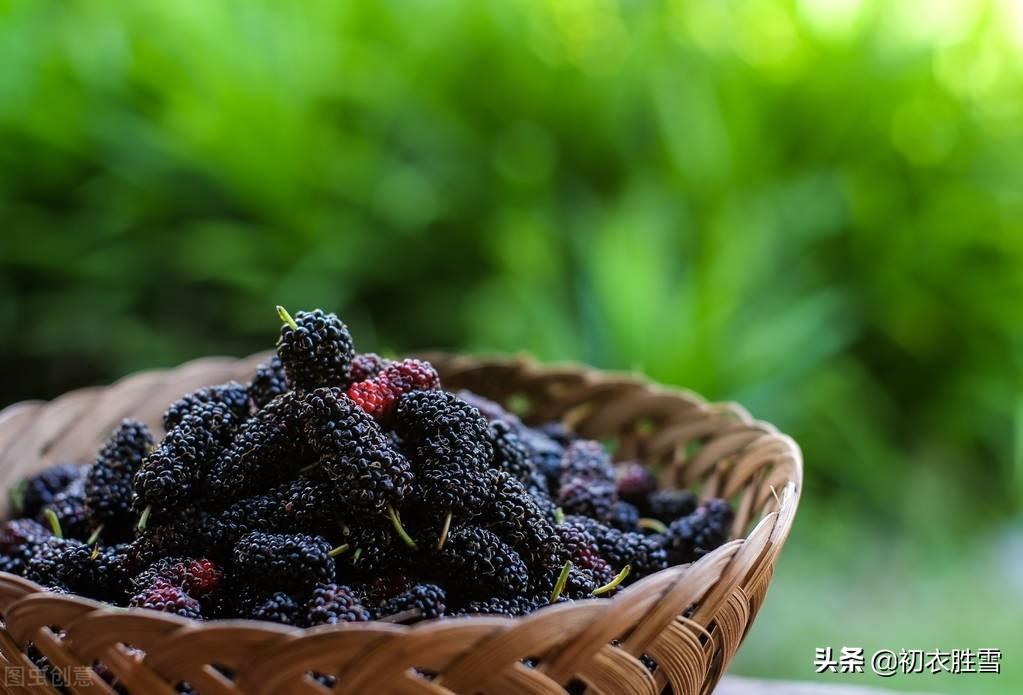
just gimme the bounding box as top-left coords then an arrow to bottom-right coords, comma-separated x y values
129,577 -> 203,619
350,352 -> 390,382
347,358 -> 439,421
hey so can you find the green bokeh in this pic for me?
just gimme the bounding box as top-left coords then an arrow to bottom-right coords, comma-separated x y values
1,0 -> 1020,691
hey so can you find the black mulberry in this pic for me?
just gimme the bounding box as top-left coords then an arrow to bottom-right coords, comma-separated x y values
374,583 -> 446,622
84,419 -> 154,542
10,463 -> 84,519
233,532 -> 336,592
276,307 -> 355,390
306,583 -> 371,626
435,526 -> 529,598
248,356 -> 288,409
661,499 -> 733,565
302,388 -> 414,514
644,489 -> 697,522
243,591 -> 304,625
135,402 -> 236,512
38,477 -> 90,541
205,392 -> 310,504
0,519 -> 52,576
163,383 -> 250,431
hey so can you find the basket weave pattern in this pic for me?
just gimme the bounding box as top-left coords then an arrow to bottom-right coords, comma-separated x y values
0,353 -> 801,695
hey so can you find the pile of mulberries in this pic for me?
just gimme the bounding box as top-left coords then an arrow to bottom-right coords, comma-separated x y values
0,306 -> 735,632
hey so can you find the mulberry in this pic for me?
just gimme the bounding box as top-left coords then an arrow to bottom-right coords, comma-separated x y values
395,392 -> 493,466
129,578 -> 203,619
608,500 -> 640,532
560,440 -> 615,485
243,591 -> 304,625
233,532 -> 336,591
490,421 -> 543,490
84,420 -> 153,542
135,402 -> 236,512
38,477 -> 90,540
395,391 -> 494,514
10,463 -> 83,519
276,307 -> 355,390
555,521 -> 613,578
346,358 -> 440,421
556,476 -> 616,523
133,558 -> 223,598
616,463 -> 656,506
306,583 -> 371,626
455,595 -> 541,617
374,583 -> 446,623
644,489 -> 697,522
417,464 -> 496,517
205,392 -> 310,504
337,521 -> 408,575
566,516 -> 667,581
302,388 -> 414,514
54,543 -> 131,601
486,472 -> 560,571
24,536 -> 83,589
163,383 -> 250,431
248,355 -> 288,409
435,526 -> 529,598
201,473 -> 343,554
350,352 -> 390,382
661,499 -> 733,565
125,508 -> 208,571
0,519 -> 52,576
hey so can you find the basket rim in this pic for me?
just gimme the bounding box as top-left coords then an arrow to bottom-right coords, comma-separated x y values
0,351 -> 803,694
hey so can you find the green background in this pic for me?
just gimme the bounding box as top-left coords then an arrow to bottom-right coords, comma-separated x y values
1,0 -> 1020,691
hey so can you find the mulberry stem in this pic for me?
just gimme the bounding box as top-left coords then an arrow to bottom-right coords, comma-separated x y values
554,507 -> 565,526
387,505 -> 417,550
90,545 -> 101,560
276,305 -> 299,331
43,508 -> 63,538
638,518 -> 667,534
549,561 -> 572,603
137,505 -> 153,532
328,544 -> 350,558
592,565 -> 631,596
436,511 -> 452,550
86,525 -> 104,546
8,481 -> 25,516
352,548 -> 363,563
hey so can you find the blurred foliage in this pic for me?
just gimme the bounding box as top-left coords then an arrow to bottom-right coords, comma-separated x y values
2,0 -> 1021,520
1,3 -> 1022,685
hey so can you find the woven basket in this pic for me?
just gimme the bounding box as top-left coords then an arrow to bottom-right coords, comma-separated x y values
0,353 -> 801,695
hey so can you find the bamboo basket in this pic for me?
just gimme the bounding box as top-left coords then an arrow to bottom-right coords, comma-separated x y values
0,353 -> 802,695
